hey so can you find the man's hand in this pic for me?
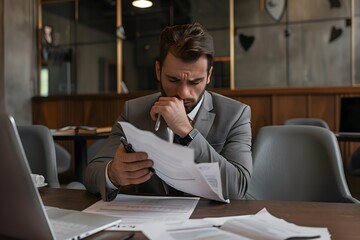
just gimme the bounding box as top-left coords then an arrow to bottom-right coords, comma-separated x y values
108,144 -> 153,187
150,97 -> 192,137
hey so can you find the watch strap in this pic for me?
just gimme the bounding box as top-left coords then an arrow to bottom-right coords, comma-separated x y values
179,128 -> 198,146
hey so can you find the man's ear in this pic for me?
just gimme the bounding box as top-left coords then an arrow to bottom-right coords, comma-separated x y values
155,61 -> 161,81
206,66 -> 213,84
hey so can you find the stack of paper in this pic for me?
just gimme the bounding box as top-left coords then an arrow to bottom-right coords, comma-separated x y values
141,208 -> 330,240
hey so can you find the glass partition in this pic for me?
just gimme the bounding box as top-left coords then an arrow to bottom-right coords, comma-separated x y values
234,0 -> 353,88
38,0 -> 359,95
41,0 -> 117,95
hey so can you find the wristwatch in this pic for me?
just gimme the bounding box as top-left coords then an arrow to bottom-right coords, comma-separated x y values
179,128 -> 198,146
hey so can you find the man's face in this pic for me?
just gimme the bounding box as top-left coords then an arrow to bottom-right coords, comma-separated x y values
155,52 -> 213,113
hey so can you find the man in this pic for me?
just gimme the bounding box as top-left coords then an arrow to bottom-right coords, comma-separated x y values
84,22 -> 252,201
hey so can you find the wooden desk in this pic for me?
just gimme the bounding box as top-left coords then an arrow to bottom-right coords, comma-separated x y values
53,133 -> 109,182
40,188 -> 360,240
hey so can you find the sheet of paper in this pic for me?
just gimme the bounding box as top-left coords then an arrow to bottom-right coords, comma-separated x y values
83,194 -> 199,231
141,208 -> 330,240
196,163 -> 224,199
219,208 -> 330,240
141,217 -> 252,240
119,121 -> 229,203
141,222 -> 250,240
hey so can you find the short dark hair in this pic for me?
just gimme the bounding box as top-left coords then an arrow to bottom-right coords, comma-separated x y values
158,22 -> 214,72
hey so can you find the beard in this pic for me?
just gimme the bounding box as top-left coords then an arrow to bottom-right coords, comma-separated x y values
160,80 -> 205,113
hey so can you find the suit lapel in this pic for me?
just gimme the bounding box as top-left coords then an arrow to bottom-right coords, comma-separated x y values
193,91 -> 215,138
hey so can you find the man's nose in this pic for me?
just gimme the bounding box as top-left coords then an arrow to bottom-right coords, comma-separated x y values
177,83 -> 190,98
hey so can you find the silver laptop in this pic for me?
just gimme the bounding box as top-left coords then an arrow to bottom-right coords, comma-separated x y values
0,113 -> 121,240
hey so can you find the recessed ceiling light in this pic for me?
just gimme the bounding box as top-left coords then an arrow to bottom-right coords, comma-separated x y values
132,0 -> 153,8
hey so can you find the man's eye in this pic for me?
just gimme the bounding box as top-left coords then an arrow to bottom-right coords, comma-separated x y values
168,78 -> 179,83
190,80 -> 201,85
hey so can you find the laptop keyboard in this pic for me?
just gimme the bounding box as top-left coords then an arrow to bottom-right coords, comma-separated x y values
51,219 -> 89,235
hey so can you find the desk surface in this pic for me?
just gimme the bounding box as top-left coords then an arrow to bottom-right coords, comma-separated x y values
40,188 -> 360,240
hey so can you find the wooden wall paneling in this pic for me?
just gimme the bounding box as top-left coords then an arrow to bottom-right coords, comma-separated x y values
272,95 -> 308,125
240,96 -> 272,137
84,99 -> 113,127
58,99 -> 84,127
308,94 -> 336,130
110,99 -> 126,125
83,98 -> 125,127
32,98 -> 60,128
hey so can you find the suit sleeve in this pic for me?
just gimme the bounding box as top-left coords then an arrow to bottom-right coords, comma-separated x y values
189,105 -> 252,200
83,116 -> 126,201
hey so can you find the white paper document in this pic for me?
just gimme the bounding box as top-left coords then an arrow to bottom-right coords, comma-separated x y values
119,121 -> 229,203
141,208 -> 330,240
83,194 -> 199,231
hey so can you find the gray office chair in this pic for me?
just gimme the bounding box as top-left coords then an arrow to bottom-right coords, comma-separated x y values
17,125 -> 86,190
55,143 -> 71,174
283,118 -> 330,129
17,125 -> 60,188
246,125 -> 359,203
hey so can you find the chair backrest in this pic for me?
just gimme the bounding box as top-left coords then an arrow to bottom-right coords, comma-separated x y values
283,118 -> 330,129
17,125 -> 60,188
55,143 -> 71,174
246,125 -> 359,203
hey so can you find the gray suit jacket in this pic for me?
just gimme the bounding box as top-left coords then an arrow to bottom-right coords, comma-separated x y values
84,91 -> 252,201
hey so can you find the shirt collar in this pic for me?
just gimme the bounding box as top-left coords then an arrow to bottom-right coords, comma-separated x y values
187,95 -> 204,121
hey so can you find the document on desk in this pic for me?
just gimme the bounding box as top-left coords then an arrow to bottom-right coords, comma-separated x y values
119,121 -> 229,203
141,208 -> 330,240
83,194 -> 199,231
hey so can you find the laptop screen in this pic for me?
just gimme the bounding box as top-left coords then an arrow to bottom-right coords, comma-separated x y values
340,97 -> 360,133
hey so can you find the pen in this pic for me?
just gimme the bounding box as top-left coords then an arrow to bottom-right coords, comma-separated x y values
120,137 -> 135,153
155,114 -> 161,131
119,232 -> 135,240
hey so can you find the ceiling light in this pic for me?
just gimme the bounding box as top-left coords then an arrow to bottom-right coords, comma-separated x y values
132,0 -> 153,8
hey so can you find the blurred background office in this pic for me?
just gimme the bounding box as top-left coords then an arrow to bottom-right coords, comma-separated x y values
0,0 -> 359,123
0,0 -> 359,197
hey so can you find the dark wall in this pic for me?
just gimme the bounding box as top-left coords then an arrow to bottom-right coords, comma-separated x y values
0,0 -> 37,124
